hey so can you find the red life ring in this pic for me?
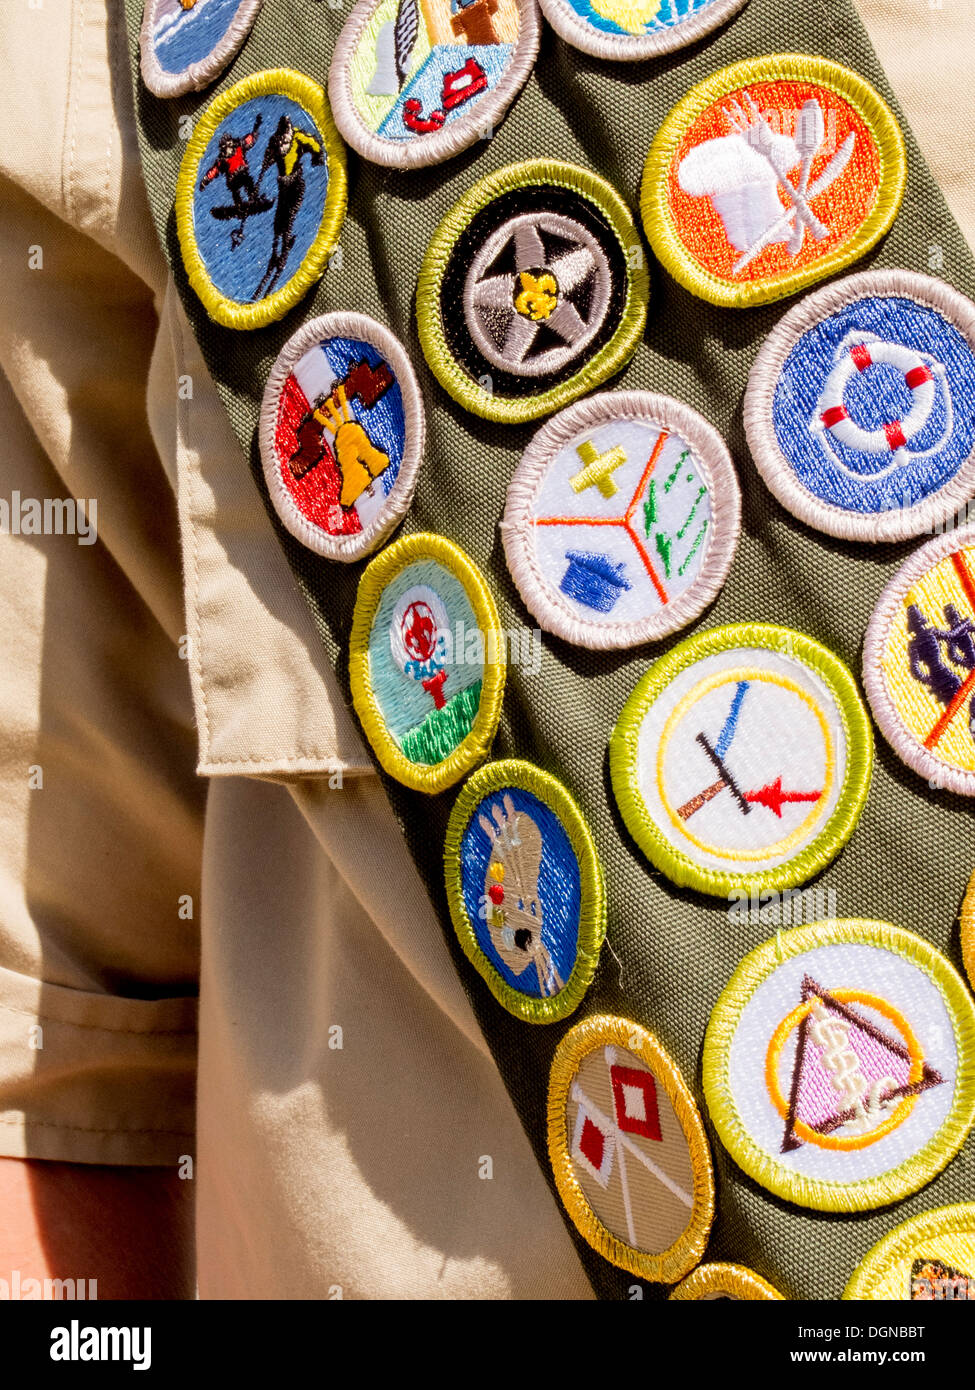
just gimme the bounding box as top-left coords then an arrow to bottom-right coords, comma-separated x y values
817,339 -> 936,456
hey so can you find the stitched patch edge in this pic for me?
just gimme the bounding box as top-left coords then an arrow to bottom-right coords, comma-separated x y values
444,759 -> 607,1023
174,69 -> 348,330
862,521 -> 975,796
640,54 -> 907,310
745,270 -> 975,542
962,872 -> 975,993
258,311 -> 425,560
349,532 -> 506,793
608,623 -> 874,897
327,0 -> 541,170
536,0 -> 748,63
501,389 -> 742,649
140,0 -> 264,99
416,159 -> 650,424
548,1013 -> 715,1282
669,1261 -> 785,1300
842,1202 -> 975,1300
702,920 -> 975,1213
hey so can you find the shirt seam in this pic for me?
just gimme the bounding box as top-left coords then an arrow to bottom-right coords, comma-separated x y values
0,1116 -> 194,1138
0,1002 -> 196,1035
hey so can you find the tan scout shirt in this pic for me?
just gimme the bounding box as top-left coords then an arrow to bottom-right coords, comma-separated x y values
0,0 -> 971,1299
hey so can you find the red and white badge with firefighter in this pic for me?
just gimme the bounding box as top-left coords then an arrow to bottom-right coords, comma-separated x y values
260,312 -> 425,561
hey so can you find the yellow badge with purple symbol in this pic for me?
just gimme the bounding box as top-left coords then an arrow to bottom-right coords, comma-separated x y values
864,523 -> 975,796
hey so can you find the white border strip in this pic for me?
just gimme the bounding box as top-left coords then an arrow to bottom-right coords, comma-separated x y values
745,269 -> 975,544
537,0 -> 747,63
258,311 -> 426,562
862,522 -> 975,796
501,389 -> 741,649
140,0 -> 264,99
328,0 -> 540,170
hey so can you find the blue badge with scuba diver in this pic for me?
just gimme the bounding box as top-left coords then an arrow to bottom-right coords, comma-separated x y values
176,71 -> 347,329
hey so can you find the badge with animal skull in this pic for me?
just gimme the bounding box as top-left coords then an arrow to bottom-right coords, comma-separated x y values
444,760 -> 606,1022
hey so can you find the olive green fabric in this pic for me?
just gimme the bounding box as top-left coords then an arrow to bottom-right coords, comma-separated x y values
124,0 -> 975,1299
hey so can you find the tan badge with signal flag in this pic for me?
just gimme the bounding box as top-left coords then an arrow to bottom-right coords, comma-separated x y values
548,1014 -> 714,1282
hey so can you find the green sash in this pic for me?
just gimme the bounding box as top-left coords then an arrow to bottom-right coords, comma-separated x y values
124,0 -> 975,1298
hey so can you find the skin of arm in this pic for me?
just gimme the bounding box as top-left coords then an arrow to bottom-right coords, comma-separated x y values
0,1157 -> 195,1299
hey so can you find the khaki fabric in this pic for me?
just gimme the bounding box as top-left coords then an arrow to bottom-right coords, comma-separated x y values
0,0 -> 970,1296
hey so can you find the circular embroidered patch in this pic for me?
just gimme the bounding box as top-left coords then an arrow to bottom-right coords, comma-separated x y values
502,390 -> 741,649
328,0 -> 539,170
609,624 -> 873,898
703,921 -> 975,1212
444,761 -> 606,1022
863,523 -> 975,796
417,161 -> 649,424
537,0 -> 747,62
746,272 -> 975,542
640,56 -> 906,309
349,533 -> 506,793
548,1015 -> 714,1282
140,0 -> 263,99
962,871 -> 975,992
175,70 -> 347,330
669,1262 -> 784,1301
259,313 -> 424,561
843,1204 -> 975,1300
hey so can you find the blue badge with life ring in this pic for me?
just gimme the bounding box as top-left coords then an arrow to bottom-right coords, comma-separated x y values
745,270 -> 975,541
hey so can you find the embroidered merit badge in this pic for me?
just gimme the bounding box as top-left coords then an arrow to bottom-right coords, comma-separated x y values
444,760 -> 606,1022
259,313 -> 424,561
609,625 -> 873,898
746,272 -> 975,543
417,161 -> 649,424
349,533 -> 506,792
329,0 -> 539,169
175,71 -> 347,330
548,1015 -> 715,1281
140,0 -> 263,99
669,1262 -> 784,1301
703,921 -> 975,1212
863,524 -> 975,796
641,56 -> 906,309
843,1204 -> 975,1300
502,390 -> 741,649
537,0 -> 747,63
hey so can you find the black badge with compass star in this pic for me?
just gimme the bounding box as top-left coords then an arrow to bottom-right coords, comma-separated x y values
418,163 -> 648,424
443,184 -> 628,398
